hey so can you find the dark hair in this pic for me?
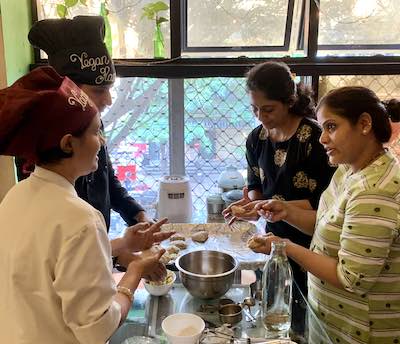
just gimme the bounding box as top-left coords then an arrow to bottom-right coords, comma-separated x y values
246,61 -> 315,118
37,147 -> 73,165
36,125 -> 88,165
317,86 -> 400,143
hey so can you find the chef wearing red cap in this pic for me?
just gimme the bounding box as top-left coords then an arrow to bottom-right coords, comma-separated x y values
0,66 -> 164,344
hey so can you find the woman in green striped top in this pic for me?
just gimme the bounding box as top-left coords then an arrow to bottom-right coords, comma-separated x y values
248,86 -> 400,344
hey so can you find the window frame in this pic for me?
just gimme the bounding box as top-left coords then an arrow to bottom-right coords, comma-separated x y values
31,0 -> 400,81
181,0 -> 296,53
30,0 -> 400,150
318,44 -> 400,51
316,0 -> 400,52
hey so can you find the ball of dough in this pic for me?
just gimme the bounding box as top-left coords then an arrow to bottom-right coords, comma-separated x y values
160,252 -> 171,265
191,230 -> 209,243
247,237 -> 264,250
170,233 -> 186,242
173,240 -> 187,249
166,245 -> 180,254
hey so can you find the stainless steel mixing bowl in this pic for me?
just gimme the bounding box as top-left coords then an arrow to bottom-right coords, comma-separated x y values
175,250 -> 239,299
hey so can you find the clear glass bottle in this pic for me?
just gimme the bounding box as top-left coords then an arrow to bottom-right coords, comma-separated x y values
262,241 -> 293,335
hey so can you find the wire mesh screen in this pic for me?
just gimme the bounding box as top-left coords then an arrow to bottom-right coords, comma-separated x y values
184,78 -> 257,218
319,75 -> 400,100
103,77 -> 257,236
102,77 -> 169,238
319,74 -> 400,168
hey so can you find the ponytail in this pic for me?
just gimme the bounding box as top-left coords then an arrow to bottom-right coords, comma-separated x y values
291,82 -> 315,118
383,99 -> 400,123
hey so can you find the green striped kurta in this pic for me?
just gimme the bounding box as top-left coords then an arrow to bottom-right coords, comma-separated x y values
309,152 -> 400,344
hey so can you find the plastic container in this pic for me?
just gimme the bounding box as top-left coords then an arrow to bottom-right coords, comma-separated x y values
217,166 -> 245,192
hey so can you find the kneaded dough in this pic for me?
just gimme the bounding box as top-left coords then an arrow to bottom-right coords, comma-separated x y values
166,245 -> 180,254
191,230 -> 209,243
173,240 -> 187,249
160,252 -> 171,265
247,237 -> 264,250
170,233 -> 186,242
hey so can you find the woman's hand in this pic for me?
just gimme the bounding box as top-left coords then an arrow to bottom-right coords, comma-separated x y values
222,187 -> 259,224
126,246 -> 166,278
247,233 -> 286,254
222,186 -> 251,216
123,218 -> 174,252
116,251 -> 167,281
142,262 -> 167,282
255,199 -> 290,223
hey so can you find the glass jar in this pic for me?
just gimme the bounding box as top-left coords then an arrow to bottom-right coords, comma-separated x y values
262,241 -> 293,335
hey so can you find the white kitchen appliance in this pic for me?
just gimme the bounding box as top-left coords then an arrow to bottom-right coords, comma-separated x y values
157,175 -> 193,223
217,165 -> 245,193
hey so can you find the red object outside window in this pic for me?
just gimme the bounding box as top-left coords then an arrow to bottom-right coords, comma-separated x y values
116,165 -> 137,182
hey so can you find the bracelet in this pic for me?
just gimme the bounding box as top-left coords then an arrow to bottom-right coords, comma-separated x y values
117,286 -> 133,302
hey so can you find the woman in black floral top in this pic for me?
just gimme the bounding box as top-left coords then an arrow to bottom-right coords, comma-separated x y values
225,61 -> 335,331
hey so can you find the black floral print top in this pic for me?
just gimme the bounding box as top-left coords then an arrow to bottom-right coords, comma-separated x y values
246,117 -> 336,248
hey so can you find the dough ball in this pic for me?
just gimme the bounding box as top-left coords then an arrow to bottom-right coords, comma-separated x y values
159,252 -> 171,265
166,245 -> 180,254
191,230 -> 209,243
173,240 -> 187,249
170,233 -> 186,242
247,237 -> 264,250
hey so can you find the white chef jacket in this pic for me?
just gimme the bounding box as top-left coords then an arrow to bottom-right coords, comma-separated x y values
0,166 -> 121,344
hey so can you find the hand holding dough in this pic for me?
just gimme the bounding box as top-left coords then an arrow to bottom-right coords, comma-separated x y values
231,205 -> 258,218
247,236 -> 265,251
160,252 -> 171,265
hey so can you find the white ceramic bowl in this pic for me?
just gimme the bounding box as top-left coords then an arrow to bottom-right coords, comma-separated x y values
161,313 -> 205,344
144,270 -> 176,296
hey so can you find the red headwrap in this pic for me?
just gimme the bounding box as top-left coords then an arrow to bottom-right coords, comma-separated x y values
0,66 -> 98,163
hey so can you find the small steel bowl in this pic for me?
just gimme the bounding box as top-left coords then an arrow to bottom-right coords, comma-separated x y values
175,250 -> 239,299
218,304 -> 243,325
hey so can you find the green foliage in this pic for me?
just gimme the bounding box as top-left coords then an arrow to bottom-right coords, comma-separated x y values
141,1 -> 169,25
56,4 -> 67,18
65,0 -> 78,7
157,17 -> 168,25
56,0 -> 86,18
